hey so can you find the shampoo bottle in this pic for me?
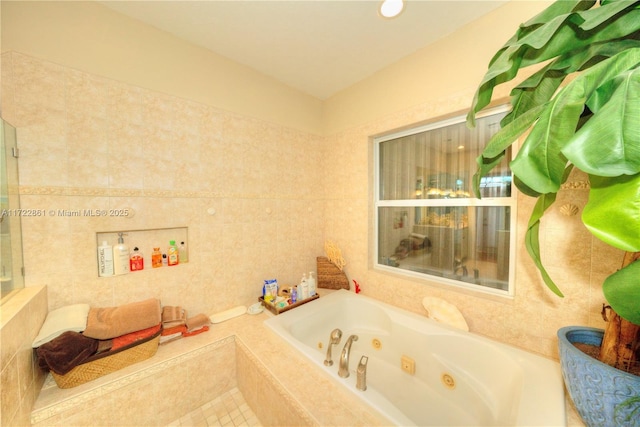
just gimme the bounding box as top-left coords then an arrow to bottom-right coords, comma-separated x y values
97,241 -> 114,277
168,240 -> 179,266
113,233 -> 130,275
130,247 -> 144,271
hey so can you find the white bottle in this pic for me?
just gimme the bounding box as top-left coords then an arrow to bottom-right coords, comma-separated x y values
298,273 -> 309,300
97,241 -> 114,277
307,271 -> 316,296
113,232 -> 130,275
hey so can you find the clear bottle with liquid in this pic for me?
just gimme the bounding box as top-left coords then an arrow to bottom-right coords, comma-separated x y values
178,241 -> 188,263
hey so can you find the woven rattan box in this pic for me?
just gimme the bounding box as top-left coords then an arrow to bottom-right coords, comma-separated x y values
50,331 -> 161,389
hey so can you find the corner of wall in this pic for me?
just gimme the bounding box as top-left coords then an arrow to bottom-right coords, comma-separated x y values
1,285 -> 48,426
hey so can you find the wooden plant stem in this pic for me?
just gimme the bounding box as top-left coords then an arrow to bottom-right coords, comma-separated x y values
599,252 -> 640,372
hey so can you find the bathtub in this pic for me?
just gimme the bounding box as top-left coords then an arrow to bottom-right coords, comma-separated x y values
264,290 -> 566,426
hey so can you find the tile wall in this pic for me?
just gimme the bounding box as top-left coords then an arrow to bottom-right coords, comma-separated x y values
0,286 -> 47,426
1,51 -> 325,316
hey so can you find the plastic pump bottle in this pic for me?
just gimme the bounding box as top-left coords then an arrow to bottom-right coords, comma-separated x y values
113,233 -> 130,275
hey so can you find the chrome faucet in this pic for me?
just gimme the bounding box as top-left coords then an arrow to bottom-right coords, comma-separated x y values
324,328 -> 342,366
356,355 -> 368,391
338,334 -> 359,378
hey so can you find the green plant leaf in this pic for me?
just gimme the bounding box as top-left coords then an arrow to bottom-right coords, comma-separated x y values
510,49 -> 640,194
472,153 -> 505,199
603,260 -> 640,324
525,192 -> 564,297
513,175 -> 542,198
503,39 -> 640,126
509,102 -> 574,195
583,174 -> 640,251
483,103 -> 547,158
563,67 -> 640,175
468,0 -> 640,123
523,166 -> 574,297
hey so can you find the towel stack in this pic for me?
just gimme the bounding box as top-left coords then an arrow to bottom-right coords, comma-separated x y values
34,297 -> 212,377
36,298 -> 162,375
160,306 -> 210,344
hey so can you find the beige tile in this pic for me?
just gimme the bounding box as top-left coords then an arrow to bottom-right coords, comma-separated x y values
11,53 -> 65,121
1,356 -> 20,425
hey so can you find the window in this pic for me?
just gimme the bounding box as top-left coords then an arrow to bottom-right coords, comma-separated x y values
374,106 -> 515,296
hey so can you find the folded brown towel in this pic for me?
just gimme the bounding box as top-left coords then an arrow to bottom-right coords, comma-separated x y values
83,298 -> 161,340
36,331 -> 98,375
162,306 -> 187,328
186,313 -> 211,332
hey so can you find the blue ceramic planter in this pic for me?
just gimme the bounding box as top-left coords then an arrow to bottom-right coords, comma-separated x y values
558,326 -> 640,427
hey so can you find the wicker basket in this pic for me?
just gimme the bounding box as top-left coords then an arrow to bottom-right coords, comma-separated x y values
316,256 -> 350,290
50,333 -> 160,389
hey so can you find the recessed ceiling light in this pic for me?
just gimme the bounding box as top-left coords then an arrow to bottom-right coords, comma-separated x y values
379,0 -> 405,19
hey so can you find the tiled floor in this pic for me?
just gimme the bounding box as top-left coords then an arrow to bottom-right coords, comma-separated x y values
166,387 -> 261,427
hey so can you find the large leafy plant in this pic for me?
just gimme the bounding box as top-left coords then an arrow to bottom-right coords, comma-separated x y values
467,0 -> 640,324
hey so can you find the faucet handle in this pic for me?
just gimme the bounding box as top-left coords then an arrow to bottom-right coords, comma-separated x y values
324,328 -> 343,366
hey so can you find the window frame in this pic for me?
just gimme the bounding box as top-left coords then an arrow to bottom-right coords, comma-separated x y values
373,105 -> 517,298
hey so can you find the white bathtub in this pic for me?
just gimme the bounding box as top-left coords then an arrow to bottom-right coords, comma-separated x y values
265,290 -> 566,426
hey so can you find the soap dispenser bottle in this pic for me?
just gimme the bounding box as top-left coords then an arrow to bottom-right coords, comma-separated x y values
113,233 -> 130,275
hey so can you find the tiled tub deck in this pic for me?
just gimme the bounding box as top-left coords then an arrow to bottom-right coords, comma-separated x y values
31,310 -> 391,426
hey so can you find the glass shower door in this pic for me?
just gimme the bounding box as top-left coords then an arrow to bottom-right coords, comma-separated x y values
1,119 -> 25,303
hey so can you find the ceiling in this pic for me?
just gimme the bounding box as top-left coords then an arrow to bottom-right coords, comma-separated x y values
101,0 -> 507,100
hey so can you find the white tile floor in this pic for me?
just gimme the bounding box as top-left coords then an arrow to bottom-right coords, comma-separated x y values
166,387 -> 261,427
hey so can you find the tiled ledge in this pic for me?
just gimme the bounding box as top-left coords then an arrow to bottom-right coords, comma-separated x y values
31,309 -> 391,426
31,334 -> 236,425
